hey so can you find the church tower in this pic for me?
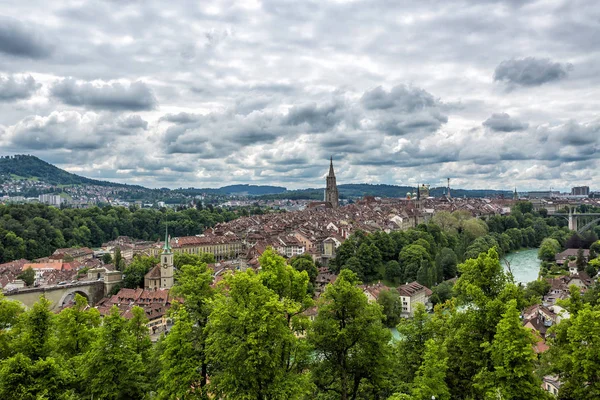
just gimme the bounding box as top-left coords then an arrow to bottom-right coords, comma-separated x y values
160,226 -> 174,289
325,156 -> 339,208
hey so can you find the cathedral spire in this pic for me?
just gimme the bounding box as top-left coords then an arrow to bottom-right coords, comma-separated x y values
328,156 -> 335,177
162,222 -> 171,254
325,156 -> 339,208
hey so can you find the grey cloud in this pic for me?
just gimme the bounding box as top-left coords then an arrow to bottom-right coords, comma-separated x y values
118,115 -> 148,130
50,79 -> 157,111
361,85 -> 436,112
160,112 -> 201,124
0,16 -> 52,58
284,102 -> 343,132
494,57 -> 570,87
482,113 -> 529,132
0,75 -> 40,102
7,112 -> 106,151
550,120 -> 600,146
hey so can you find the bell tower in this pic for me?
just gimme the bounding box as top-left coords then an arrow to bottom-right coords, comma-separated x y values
325,156 -> 339,208
160,225 -> 174,289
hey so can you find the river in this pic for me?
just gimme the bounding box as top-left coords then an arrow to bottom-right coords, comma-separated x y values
503,248 -> 540,284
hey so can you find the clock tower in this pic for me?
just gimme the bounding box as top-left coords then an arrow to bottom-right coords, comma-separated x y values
160,226 -> 174,289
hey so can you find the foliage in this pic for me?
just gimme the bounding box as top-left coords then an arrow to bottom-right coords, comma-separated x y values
16,267 -> 35,287
0,203 -> 243,263
430,281 -> 454,305
122,255 -> 158,288
538,238 -> 561,262
289,253 -> 318,285
309,269 -> 392,399
206,270 -> 311,399
173,252 -> 215,268
101,252 -> 112,265
474,300 -> 549,399
411,338 -> 450,400
377,288 -> 403,327
81,306 -> 147,399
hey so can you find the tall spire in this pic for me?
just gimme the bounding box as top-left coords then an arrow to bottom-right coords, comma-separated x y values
325,156 -> 339,208
328,155 -> 335,177
162,221 -> 171,253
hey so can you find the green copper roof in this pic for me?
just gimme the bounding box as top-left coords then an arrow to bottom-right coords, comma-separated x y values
162,225 -> 172,253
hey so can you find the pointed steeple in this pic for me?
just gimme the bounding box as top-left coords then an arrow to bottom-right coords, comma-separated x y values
325,156 -> 339,208
328,156 -> 335,177
162,223 -> 172,254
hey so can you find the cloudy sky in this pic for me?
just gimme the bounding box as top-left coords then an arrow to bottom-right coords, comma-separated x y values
0,0 -> 599,191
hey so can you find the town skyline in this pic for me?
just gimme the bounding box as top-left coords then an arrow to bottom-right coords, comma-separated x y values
1,1 -> 599,191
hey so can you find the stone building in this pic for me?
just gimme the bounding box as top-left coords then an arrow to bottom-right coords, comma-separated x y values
325,156 -> 339,209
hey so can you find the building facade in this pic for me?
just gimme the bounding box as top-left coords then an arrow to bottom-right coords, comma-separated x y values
571,186 -> 590,196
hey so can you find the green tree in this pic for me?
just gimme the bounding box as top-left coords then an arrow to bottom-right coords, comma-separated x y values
411,339 -> 450,400
399,244 -> 431,283
357,241 -> 383,282
16,267 -> 35,287
206,270 -> 311,399
102,252 -> 112,265
385,260 -> 402,284
545,304 -> 600,399
82,306 -> 146,400
436,248 -> 458,280
0,294 -> 23,359
158,307 -> 205,399
576,247 -> 586,271
290,254 -> 318,285
308,269 -> 392,400
430,281 -> 454,306
432,211 -> 459,234
474,300 -> 549,399
395,304 -> 433,384
55,294 -> 101,359
523,279 -> 551,304
169,261 -> 215,389
122,255 -> 158,288
0,353 -> 73,400
114,247 -> 124,271
174,252 -> 215,268
377,288 -> 402,327
538,238 -> 561,262
14,296 -> 54,361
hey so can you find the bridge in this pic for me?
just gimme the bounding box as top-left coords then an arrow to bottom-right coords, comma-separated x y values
552,208 -> 600,233
3,280 -> 106,311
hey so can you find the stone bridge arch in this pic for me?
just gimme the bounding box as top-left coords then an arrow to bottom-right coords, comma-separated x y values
4,281 -> 105,311
58,289 -> 91,309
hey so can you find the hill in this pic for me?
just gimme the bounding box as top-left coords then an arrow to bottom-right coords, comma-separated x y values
176,185 -> 286,196
0,155 -> 140,188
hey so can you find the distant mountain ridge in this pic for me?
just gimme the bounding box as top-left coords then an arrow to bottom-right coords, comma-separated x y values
257,183 -> 513,200
0,155 -> 141,188
1,154 -> 512,199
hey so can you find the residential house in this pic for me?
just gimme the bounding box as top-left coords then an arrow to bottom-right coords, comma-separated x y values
397,281 -> 432,317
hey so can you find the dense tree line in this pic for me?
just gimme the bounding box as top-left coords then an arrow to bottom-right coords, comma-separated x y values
330,202 -> 570,289
0,203 -> 263,263
6,245 -> 595,399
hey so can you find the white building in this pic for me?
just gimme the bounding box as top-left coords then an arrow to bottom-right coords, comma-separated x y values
398,281 -> 432,317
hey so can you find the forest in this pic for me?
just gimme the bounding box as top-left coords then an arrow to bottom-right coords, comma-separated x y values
0,203 -> 268,263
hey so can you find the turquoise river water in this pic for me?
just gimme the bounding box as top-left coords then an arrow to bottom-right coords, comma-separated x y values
502,248 -> 541,284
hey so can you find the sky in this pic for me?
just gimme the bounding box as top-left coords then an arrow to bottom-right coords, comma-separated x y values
0,0 -> 599,191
